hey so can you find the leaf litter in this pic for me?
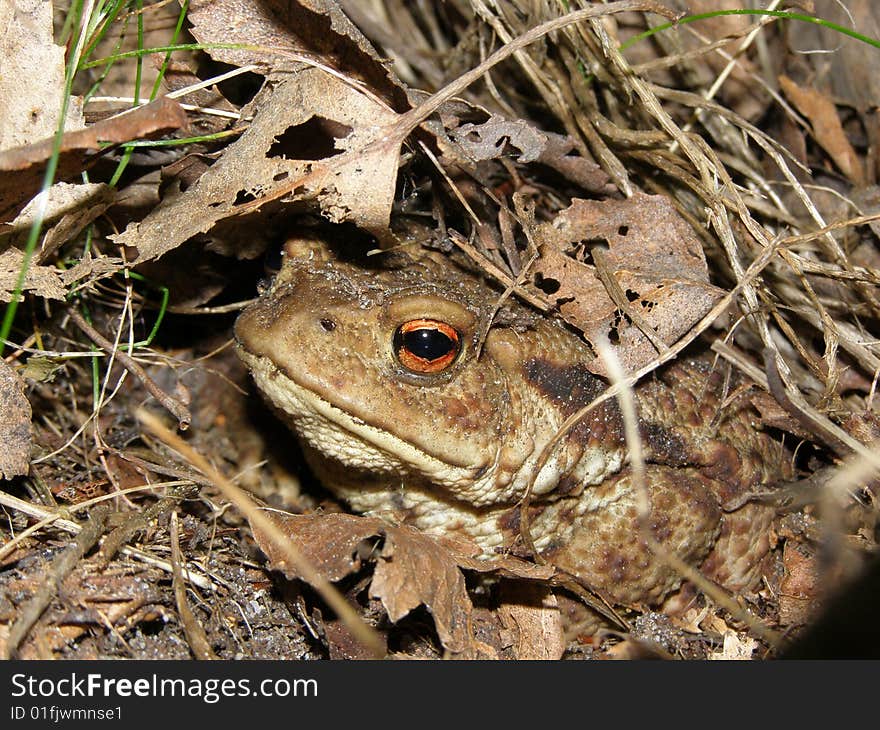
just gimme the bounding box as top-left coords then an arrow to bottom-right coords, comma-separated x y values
2,0 -> 880,660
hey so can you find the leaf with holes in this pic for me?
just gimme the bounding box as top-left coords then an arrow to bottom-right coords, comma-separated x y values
113,68 -> 403,262
529,193 -> 724,376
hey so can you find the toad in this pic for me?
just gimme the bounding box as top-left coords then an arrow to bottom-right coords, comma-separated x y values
234,234 -> 787,607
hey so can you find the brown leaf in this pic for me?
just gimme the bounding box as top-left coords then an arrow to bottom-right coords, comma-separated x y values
451,114 -> 549,163
0,249 -> 66,302
0,0 -> 84,149
114,69 -> 402,262
0,249 -> 122,303
530,193 -> 723,375
0,98 -> 187,224
779,75 -> 865,186
0,360 -> 31,479
497,583 -> 565,660
6,183 -> 114,262
187,0 -> 406,106
369,526 -> 474,653
251,510 -> 555,655
255,511 -> 383,582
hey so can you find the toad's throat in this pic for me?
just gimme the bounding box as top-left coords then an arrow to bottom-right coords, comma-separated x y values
240,350 -> 492,490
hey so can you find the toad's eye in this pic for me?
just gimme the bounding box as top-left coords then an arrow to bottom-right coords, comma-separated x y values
393,319 -> 461,374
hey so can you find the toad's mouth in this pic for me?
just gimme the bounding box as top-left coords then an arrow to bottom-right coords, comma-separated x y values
239,349 -> 490,491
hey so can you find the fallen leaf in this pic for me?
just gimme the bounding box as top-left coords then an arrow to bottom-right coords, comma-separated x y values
497,583 -> 565,660
451,114 -> 549,163
0,98 -> 187,224
251,510 -> 554,655
707,630 -> 759,660
0,249 -> 122,303
369,526 -> 474,653
187,0 -> 406,106
0,0 -> 84,149
5,183 -> 114,262
0,249 -> 66,302
113,69 -> 402,261
256,511 -> 383,581
529,193 -> 723,375
779,75 -> 865,186
0,360 -> 31,479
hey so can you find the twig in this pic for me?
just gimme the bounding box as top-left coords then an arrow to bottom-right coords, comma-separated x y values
3,506 -> 110,659
135,407 -> 386,658
0,487 -> 215,591
170,510 -> 218,660
68,308 -> 191,429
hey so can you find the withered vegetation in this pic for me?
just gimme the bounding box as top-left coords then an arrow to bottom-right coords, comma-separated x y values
1,0 -> 879,660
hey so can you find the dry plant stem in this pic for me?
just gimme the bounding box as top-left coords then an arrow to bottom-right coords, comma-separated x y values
473,0 -> 631,194
68,309 -> 191,429
711,340 -> 768,390
0,487 -> 215,590
135,408 -> 386,658
675,0 -> 783,144
395,1 -> 678,138
100,486 -> 194,563
763,352 -> 849,458
447,230 -> 550,312
170,510 -> 218,660
596,338 -> 782,649
2,505 -> 110,660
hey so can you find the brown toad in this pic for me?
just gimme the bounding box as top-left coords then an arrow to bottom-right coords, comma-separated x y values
234,234 -> 787,607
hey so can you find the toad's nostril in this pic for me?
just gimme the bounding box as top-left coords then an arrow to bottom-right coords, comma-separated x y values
319,318 -> 336,332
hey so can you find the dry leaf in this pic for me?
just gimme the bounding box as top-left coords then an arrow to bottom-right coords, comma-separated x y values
0,249 -> 66,302
451,114 -> 549,163
0,248 -> 122,303
6,183 -> 113,262
0,98 -> 187,224
187,0 -> 405,105
113,69 -> 402,262
779,75 -> 865,186
369,526 -> 474,653
256,511 -> 383,581
442,115 -> 614,193
778,540 -> 821,627
708,631 -> 759,660
530,193 -> 723,375
252,510 -> 554,655
0,360 -> 31,479
497,583 -> 565,660
0,0 -> 84,149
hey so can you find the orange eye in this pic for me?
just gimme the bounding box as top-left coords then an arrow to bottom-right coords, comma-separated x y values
393,319 -> 461,374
